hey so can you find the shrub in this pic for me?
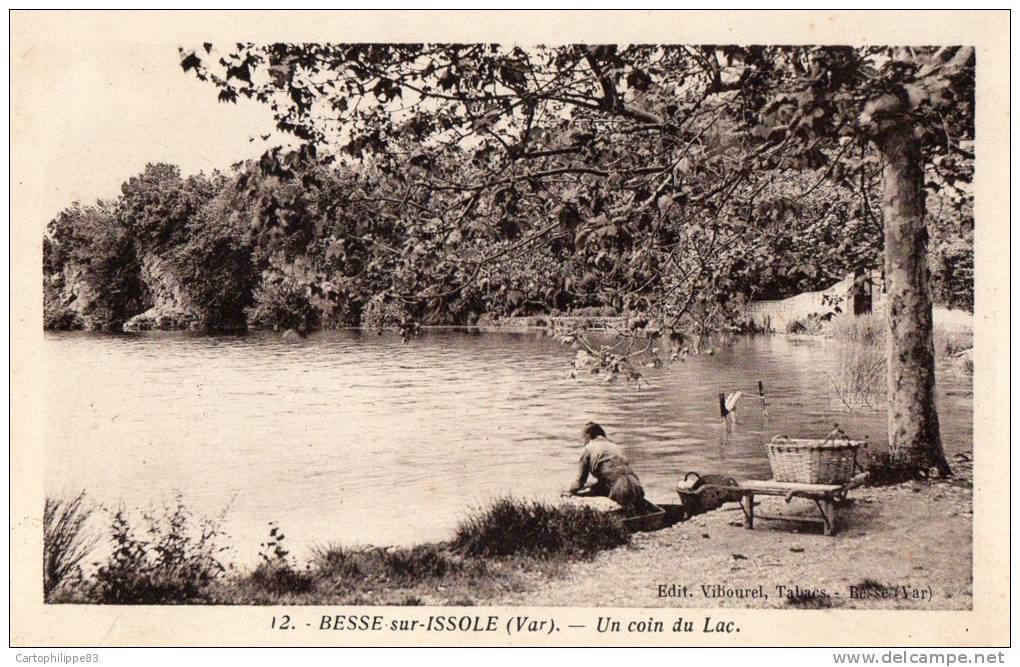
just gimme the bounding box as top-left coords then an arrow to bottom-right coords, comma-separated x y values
169,197 -> 257,330
91,497 -> 227,604
117,163 -> 208,248
249,562 -> 316,595
785,315 -> 824,335
361,293 -> 409,330
309,542 -> 363,580
452,498 -> 629,559
247,523 -> 316,595
44,492 -> 100,600
247,278 -> 319,333
827,312 -> 973,361
568,305 -> 618,317
929,220 -> 974,312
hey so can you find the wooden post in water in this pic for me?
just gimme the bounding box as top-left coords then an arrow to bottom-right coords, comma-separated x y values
757,380 -> 769,440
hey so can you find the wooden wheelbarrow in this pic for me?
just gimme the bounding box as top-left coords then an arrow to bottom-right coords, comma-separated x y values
677,471 -> 870,536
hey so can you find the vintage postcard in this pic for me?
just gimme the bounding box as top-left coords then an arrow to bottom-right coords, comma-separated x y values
9,10 -> 1010,648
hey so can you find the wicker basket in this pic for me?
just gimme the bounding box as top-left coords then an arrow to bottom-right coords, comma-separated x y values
766,430 -> 863,484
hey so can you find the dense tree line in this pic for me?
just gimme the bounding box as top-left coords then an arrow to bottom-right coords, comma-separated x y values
42,157 -> 971,333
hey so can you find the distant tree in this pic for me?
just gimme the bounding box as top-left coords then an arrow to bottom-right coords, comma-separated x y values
117,163 -> 217,250
169,172 -> 259,328
927,187 -> 974,312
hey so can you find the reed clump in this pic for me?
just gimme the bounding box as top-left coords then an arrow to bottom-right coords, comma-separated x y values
43,491 -> 100,601
823,311 -> 973,362
821,312 -> 973,411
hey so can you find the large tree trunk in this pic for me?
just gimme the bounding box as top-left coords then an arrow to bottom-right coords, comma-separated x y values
877,124 -> 952,476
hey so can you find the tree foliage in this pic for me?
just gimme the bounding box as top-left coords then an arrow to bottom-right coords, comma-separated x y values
44,154 -> 939,333
176,44 -> 972,345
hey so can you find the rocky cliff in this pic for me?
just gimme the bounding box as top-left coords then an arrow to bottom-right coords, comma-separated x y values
43,265 -> 102,330
121,252 -> 201,331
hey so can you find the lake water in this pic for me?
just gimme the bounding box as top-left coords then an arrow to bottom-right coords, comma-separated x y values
44,329 -> 972,563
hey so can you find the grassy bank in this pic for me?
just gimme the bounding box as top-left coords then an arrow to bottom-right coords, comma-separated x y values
44,467 -> 973,608
44,496 -> 630,605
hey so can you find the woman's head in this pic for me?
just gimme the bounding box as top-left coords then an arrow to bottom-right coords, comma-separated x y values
582,421 -> 607,443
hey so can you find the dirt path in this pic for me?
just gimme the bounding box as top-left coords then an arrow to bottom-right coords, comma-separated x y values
494,461 -> 973,610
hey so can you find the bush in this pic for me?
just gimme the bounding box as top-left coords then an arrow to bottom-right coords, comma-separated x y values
785,315 -> 825,335
249,562 -> 316,595
117,163 -> 208,248
44,492 -> 100,600
452,498 -> 629,559
361,293 -> 410,329
309,543 -> 364,580
826,312 -> 972,362
568,305 -> 618,317
248,523 -> 316,595
929,215 -> 974,312
91,497 -> 227,604
247,278 -> 320,333
169,194 -> 257,329
43,202 -> 148,330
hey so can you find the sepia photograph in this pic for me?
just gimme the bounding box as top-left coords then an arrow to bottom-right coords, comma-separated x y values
9,9 -> 1010,649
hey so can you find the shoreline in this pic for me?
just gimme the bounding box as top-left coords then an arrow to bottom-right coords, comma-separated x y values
43,306 -> 974,337
47,457 -> 973,608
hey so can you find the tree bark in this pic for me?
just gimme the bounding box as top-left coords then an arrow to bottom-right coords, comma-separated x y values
876,124 -> 952,476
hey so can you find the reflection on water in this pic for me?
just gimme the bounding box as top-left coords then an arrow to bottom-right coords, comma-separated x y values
44,329 -> 972,561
